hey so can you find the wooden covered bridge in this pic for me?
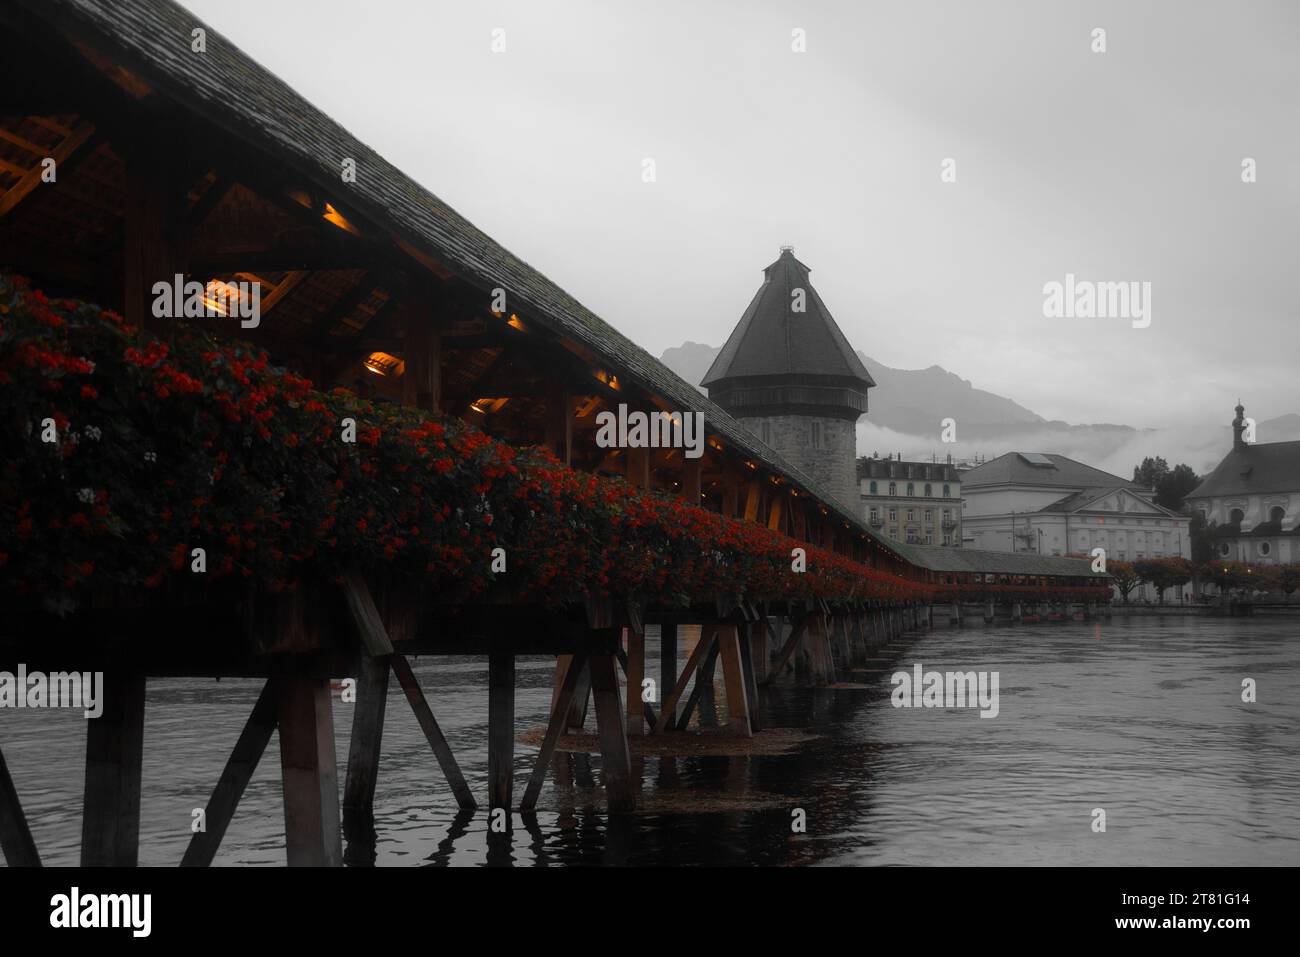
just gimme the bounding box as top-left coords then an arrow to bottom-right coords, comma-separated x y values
0,0 -> 1109,867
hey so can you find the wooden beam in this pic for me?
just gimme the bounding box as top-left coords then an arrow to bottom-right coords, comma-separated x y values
588,654 -> 633,812
341,569 -> 395,656
0,746 -> 40,867
341,653 -> 389,857
767,492 -> 784,531
80,672 -> 145,866
520,651 -> 589,812
389,655 -> 475,809
680,455 -> 702,503
276,677 -> 342,866
654,624 -> 716,734
487,652 -> 515,811
0,119 -> 93,219
181,680 -> 278,867
626,446 -> 650,489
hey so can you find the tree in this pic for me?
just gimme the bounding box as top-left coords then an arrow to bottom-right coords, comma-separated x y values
1158,464 -> 1201,512
1108,560 -> 1141,601
1133,456 -> 1170,492
1131,457 -> 1200,512
1278,565 -> 1300,597
1203,560 -> 1252,595
1135,556 -> 1193,602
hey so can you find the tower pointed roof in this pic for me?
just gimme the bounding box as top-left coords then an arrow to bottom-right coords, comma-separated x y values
702,247 -> 875,388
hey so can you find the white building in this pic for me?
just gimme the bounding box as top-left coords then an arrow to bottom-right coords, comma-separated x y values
1186,403 -> 1300,564
961,453 -> 1192,591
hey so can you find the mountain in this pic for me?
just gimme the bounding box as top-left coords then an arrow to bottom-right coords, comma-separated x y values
658,341 -> 1132,440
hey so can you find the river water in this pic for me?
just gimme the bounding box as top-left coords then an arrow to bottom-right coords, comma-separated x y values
3,616 -> 1297,866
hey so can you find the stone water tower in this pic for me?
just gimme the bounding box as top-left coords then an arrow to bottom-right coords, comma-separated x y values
702,247 -> 874,510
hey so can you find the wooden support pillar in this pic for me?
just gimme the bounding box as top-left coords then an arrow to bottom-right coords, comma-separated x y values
487,652 -> 515,811
625,628 -> 646,736
403,302 -> 442,412
0,745 -> 40,867
342,653 -> 390,847
182,680 -> 278,867
743,479 -> 761,522
565,659 -> 592,730
123,125 -> 187,337
679,455 -> 702,503
766,614 -> 809,683
544,383 -> 572,465
678,639 -> 721,729
390,655 -> 475,809
276,677 -> 342,867
588,654 -> 634,812
81,672 -> 146,867
659,623 -> 677,728
717,625 -> 754,737
722,483 -> 738,518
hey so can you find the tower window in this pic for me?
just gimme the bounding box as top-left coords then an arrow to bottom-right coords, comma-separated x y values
943,484 -> 951,498
869,481 -> 878,494
924,483 -> 932,497
906,482 -> 915,497
889,482 -> 896,496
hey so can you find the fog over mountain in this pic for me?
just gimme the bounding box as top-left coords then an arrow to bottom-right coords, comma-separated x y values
660,341 -> 1300,477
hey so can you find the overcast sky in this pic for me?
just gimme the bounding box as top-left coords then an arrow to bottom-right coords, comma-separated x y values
185,0 -> 1298,430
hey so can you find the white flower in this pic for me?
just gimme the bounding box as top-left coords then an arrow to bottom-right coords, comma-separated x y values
77,488 -> 95,504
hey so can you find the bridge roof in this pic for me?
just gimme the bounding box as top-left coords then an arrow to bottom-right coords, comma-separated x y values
888,544 -> 1106,579
23,0 -> 916,563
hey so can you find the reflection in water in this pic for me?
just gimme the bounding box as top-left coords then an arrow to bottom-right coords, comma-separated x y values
2,618 -> 1298,866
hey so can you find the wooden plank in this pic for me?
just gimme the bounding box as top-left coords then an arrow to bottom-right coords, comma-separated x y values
122,123 -> 187,334
749,618 -> 769,685
0,745 -> 40,867
626,446 -> 650,488
181,680 -> 277,867
589,654 -> 634,812
341,653 -> 389,848
389,655 -> 475,809
487,652 -> 515,811
80,672 -> 145,867
653,624 -> 716,734
341,569 -> 395,656
276,677 -> 342,867
0,119 -> 94,218
716,625 -> 753,737
520,651 -> 589,811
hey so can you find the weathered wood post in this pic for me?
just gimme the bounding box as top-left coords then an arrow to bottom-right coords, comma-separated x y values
343,652 -> 389,857
487,652 -> 515,812
716,624 -> 753,737
625,627 -> 645,737
81,672 -> 146,867
660,623 -> 677,728
277,677 -> 342,866
588,651 -> 634,812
